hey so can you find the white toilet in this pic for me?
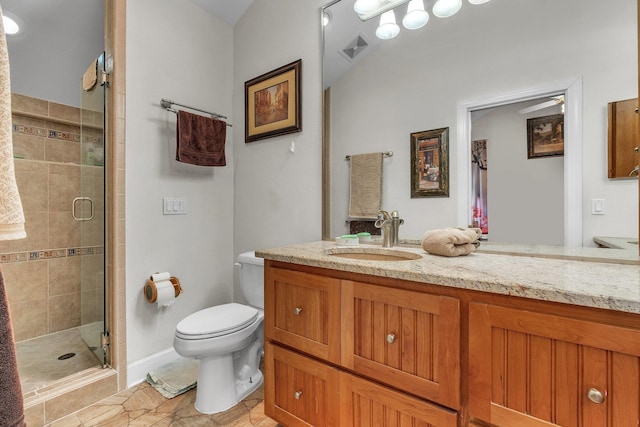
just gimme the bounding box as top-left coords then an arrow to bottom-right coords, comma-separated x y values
173,251 -> 264,414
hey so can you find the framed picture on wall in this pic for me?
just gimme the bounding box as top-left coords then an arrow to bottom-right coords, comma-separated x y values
244,59 -> 302,143
527,114 -> 564,159
410,127 -> 449,198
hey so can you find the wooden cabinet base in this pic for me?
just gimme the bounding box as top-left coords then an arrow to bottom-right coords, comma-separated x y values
266,342 -> 458,427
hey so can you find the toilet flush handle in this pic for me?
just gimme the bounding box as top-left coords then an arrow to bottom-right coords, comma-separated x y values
234,262 -> 243,269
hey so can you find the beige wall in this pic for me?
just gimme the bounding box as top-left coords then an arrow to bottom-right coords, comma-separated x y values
125,0 -> 234,368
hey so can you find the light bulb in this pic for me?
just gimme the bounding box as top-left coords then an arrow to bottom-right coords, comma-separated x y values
354,0 -> 381,15
468,0 -> 491,4
2,15 -> 19,35
402,0 -> 429,30
432,0 -> 462,18
323,10 -> 331,26
376,10 -> 400,40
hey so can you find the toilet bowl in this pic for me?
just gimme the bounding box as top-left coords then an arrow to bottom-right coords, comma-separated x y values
173,252 -> 264,414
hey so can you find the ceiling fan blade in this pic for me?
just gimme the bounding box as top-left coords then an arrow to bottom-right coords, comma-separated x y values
518,99 -> 560,115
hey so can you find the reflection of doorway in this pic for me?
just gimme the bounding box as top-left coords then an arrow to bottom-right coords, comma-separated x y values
457,77 -> 583,247
472,102 -> 564,245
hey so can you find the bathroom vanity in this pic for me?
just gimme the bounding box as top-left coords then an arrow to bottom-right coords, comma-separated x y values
257,241 -> 640,427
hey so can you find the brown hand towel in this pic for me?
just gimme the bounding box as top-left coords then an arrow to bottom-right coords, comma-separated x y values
421,227 -> 482,257
0,268 -> 26,427
176,110 -> 226,166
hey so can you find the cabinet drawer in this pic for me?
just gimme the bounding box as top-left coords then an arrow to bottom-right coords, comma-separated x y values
265,342 -> 341,427
265,267 -> 341,363
469,302 -> 640,426
341,280 -> 460,409
340,371 -> 458,427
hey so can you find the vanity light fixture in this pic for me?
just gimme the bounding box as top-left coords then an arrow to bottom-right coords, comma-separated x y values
355,0 -> 412,21
402,0 -> 429,30
432,0 -> 463,18
365,0 -> 489,39
354,0 -> 384,15
376,10 -> 400,39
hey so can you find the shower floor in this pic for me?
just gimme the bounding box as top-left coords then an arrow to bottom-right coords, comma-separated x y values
16,323 -> 104,395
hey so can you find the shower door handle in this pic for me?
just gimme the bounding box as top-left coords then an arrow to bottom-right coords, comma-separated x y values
72,197 -> 94,221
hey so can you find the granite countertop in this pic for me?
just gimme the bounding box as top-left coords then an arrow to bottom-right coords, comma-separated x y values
256,240 -> 640,315
593,236 -> 639,252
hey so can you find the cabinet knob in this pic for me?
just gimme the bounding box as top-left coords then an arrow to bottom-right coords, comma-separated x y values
294,390 -> 303,400
635,146 -> 639,153
294,307 -> 303,315
386,333 -> 396,344
587,387 -> 605,404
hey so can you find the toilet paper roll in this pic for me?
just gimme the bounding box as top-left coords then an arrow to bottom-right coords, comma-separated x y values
151,272 -> 171,282
155,279 -> 175,308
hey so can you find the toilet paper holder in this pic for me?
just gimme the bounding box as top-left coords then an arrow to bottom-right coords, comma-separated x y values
144,276 -> 183,303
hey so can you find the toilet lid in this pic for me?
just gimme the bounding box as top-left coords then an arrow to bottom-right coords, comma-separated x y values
176,303 -> 259,339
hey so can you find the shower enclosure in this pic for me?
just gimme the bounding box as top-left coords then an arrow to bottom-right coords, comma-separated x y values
2,53 -> 108,395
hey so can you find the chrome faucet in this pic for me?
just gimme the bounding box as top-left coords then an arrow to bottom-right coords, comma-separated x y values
375,210 -> 393,247
390,210 -> 404,247
375,210 -> 403,248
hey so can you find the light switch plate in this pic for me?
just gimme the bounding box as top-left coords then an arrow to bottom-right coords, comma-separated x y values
591,198 -> 605,215
163,197 -> 187,215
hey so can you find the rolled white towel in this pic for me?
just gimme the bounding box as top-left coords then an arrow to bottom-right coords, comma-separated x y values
421,227 -> 482,257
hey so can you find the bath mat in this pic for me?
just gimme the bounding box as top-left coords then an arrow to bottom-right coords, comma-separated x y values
146,357 -> 198,399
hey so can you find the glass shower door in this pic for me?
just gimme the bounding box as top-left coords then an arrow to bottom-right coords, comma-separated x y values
77,52 -> 107,367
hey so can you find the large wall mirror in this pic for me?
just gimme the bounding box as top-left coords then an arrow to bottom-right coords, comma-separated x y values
322,0 -> 638,250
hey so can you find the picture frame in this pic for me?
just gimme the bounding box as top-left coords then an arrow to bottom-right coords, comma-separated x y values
527,114 -> 564,159
410,127 -> 449,198
244,59 -> 302,143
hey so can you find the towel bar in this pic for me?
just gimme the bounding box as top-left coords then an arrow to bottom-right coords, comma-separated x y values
345,151 -> 393,160
161,98 -> 232,127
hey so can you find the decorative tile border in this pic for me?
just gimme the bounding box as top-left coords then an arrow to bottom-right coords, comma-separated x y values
68,246 -> 104,257
13,124 -> 47,137
48,130 -> 81,143
0,246 -> 104,264
11,121 -> 81,143
0,252 -> 28,263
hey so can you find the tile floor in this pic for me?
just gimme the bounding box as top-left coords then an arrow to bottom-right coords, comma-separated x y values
46,382 -> 280,427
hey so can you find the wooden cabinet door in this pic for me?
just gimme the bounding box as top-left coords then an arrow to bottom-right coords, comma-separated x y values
340,371 -> 458,427
265,342 -> 341,427
341,280 -> 460,409
469,302 -> 640,427
608,98 -> 639,179
265,267 -> 341,363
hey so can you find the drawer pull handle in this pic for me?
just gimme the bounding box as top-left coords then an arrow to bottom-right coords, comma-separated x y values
294,307 -> 303,315
294,390 -> 303,400
386,333 -> 396,344
587,388 -> 605,404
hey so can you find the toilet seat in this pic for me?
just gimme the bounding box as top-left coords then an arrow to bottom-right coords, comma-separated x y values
176,303 -> 259,340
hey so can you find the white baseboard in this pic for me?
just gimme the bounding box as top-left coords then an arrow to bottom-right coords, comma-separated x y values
127,347 -> 182,388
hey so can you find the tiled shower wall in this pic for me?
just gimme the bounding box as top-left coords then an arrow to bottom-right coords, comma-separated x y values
1,93 -> 105,342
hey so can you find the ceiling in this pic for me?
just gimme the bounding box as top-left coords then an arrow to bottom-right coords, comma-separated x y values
189,0 -> 255,26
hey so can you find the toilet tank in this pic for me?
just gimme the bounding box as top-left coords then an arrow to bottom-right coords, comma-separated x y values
237,251 -> 264,309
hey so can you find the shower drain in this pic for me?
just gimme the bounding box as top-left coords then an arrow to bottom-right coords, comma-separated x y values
57,352 -> 76,360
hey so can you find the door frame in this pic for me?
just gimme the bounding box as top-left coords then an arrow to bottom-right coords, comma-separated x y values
456,76 -> 583,247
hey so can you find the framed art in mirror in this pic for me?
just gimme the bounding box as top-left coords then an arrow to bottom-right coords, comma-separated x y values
410,127 -> 449,198
527,114 -> 564,159
245,59 -> 302,143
